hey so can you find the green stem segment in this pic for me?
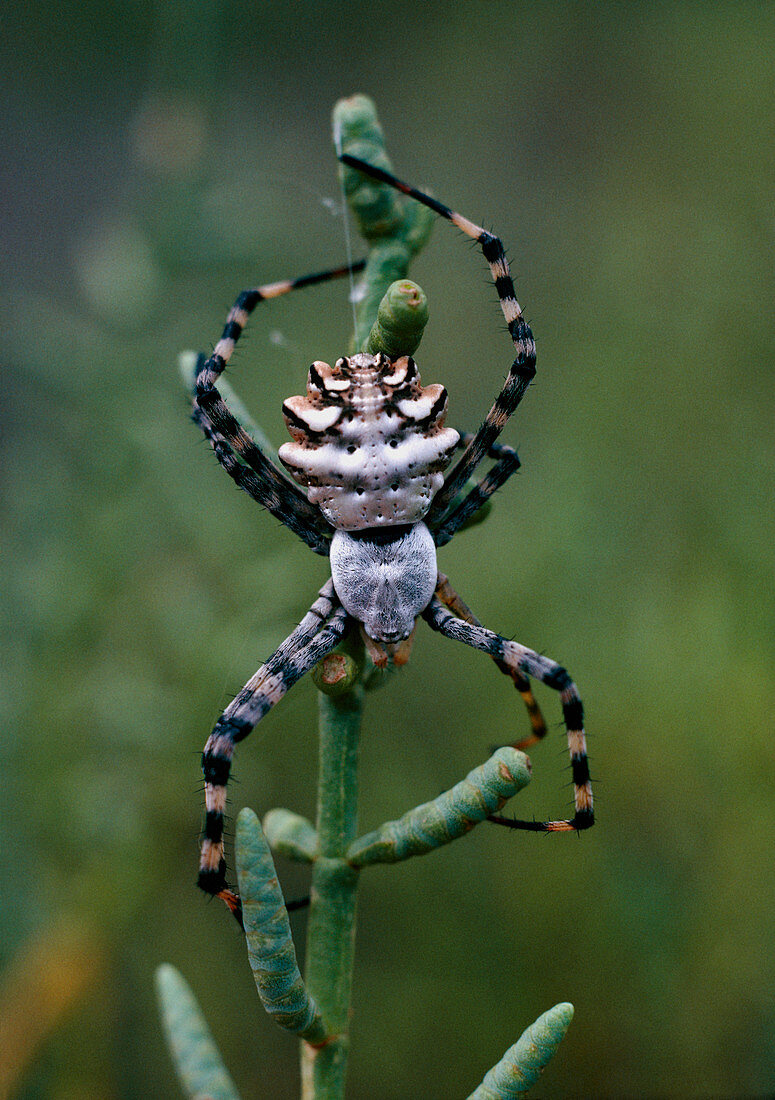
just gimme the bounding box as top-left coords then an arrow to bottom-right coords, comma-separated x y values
300,688 -> 364,1099
466,1003 -> 575,1100
347,749 -> 531,867
333,94 -> 434,351
364,279 -> 428,360
295,96 -> 436,1100
262,808 -> 318,863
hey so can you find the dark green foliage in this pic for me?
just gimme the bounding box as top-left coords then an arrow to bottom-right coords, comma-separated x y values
156,965 -> 241,1100
3,4 -> 774,1097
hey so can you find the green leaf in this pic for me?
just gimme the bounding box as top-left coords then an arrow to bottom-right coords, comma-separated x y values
466,1003 -> 575,1099
155,964 -> 240,1100
236,808 -> 328,1044
347,748 -> 531,866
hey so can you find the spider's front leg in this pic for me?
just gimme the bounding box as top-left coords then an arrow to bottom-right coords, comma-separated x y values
199,580 -> 350,921
434,573 -> 547,748
422,594 -> 593,832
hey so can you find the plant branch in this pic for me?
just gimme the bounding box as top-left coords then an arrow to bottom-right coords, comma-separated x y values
333,93 -> 434,351
466,1003 -> 575,1099
155,964 -> 241,1100
347,748 -> 531,867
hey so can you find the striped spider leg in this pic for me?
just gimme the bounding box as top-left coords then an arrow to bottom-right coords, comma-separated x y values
190,370 -> 330,547
433,572 -> 547,748
422,595 -> 593,832
336,157 -> 592,830
191,155 -> 593,925
429,433 -> 523,547
337,154 -> 537,523
431,439 -> 549,746
192,260 -> 365,555
199,580 -> 349,923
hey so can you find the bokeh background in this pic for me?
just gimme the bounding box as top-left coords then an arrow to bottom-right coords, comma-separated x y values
2,2 -> 773,1097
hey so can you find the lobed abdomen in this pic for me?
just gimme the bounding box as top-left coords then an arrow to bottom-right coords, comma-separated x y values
278,352 -> 459,531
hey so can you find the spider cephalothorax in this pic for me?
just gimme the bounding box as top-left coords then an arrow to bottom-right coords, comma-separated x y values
191,155 -> 594,922
329,522 -> 437,644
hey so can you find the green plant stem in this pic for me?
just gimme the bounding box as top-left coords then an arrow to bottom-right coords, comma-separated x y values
300,686 -> 364,1099
294,96 -> 437,1100
298,267 -> 427,1095
155,964 -> 241,1100
333,94 -> 434,351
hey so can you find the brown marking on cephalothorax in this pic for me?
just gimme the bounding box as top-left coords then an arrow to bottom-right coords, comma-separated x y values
277,352 -> 459,530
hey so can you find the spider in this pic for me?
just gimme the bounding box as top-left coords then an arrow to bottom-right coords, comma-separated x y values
191,155 -> 594,920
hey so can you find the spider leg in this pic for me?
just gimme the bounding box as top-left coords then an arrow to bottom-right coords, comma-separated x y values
191,376 -> 329,553
390,622 -> 417,667
338,156 -> 535,520
430,433 -> 522,547
193,261 -> 365,555
422,595 -> 593,831
199,579 -> 350,919
434,574 -> 547,747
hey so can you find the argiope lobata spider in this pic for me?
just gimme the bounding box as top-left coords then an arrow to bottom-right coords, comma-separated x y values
192,155 -> 594,921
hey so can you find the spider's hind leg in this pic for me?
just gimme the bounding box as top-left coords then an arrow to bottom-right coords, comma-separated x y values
430,434 -> 522,548
422,593 -> 593,832
192,260 -> 365,555
338,155 -> 536,520
199,580 -> 350,922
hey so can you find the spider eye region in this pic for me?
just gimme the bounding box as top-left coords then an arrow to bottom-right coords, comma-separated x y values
329,523 -> 437,643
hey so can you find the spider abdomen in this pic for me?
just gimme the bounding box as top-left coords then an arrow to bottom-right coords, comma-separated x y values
278,352 -> 459,531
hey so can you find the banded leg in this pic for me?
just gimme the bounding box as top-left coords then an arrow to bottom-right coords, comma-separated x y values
191,373 -> 332,551
434,574 -> 547,747
199,581 -> 350,919
338,155 -> 536,520
430,433 -> 522,547
422,596 -> 593,831
193,261 -> 365,555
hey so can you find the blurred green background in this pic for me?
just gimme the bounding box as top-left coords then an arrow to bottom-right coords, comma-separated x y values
2,2 -> 773,1097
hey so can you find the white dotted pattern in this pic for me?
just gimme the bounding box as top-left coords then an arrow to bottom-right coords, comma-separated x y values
278,353 -> 459,530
